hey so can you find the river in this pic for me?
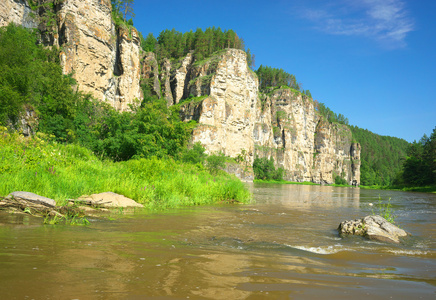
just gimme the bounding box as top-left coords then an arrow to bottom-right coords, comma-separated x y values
0,183 -> 435,299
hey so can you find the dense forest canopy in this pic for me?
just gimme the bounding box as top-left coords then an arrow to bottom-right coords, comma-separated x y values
256,65 -> 302,91
141,27 -> 255,67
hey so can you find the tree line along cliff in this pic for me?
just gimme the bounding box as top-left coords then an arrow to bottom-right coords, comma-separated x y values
12,0 -> 433,186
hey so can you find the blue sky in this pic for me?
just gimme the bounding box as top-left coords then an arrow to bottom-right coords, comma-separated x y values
133,0 -> 436,142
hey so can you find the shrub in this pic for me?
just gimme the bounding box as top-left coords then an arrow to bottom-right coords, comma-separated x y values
253,157 -> 284,181
181,142 -> 207,165
205,152 -> 226,175
334,175 -> 348,185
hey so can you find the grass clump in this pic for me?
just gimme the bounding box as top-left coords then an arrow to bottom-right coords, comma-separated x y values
372,196 -> 396,224
0,128 -> 251,210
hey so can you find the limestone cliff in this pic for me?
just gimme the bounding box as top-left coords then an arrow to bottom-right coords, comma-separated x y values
254,89 -> 360,184
1,0 -> 142,111
175,49 -> 360,184
0,0 -> 37,28
178,50 -> 258,162
57,0 -> 141,110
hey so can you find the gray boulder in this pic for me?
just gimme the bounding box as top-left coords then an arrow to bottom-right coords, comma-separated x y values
338,215 -> 408,244
7,191 -> 56,208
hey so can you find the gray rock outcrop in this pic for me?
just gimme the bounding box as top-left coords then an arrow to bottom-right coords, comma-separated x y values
338,215 -> 408,243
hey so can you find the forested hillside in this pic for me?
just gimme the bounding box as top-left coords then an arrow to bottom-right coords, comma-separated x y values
350,126 -> 409,186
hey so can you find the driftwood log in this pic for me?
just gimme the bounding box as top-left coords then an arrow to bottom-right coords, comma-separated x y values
0,196 -> 63,217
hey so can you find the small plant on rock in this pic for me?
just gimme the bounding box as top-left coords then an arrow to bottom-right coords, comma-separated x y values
372,196 -> 396,224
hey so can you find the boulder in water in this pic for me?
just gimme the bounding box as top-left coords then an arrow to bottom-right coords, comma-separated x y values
338,215 -> 408,244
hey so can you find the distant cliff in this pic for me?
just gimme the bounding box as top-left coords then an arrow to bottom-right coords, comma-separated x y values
1,0 -> 360,184
146,49 -> 361,184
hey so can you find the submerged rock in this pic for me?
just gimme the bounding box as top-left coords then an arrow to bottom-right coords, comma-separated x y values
6,191 -> 56,208
338,215 -> 408,244
78,192 -> 144,208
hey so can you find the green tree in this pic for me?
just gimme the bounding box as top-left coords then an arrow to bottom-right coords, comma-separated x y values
141,32 -> 157,52
401,128 -> 436,186
111,0 -> 135,21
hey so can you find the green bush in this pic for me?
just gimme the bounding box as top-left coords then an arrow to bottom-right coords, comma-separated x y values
181,142 -> 207,165
205,152 -> 226,175
253,157 -> 284,181
334,175 -> 348,185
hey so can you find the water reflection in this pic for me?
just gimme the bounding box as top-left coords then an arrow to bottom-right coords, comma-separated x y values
249,183 -> 361,209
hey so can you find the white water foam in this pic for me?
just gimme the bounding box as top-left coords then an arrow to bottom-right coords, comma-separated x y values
384,249 -> 429,256
288,244 -> 351,254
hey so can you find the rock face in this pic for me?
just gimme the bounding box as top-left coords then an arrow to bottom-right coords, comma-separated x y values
178,50 -> 258,162
253,89 -> 360,183
177,49 -> 360,184
0,0 -> 37,28
141,52 -> 161,98
338,215 -> 408,243
57,0 -> 141,110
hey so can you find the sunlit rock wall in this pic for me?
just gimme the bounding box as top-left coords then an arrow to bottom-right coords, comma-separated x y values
0,0 -> 37,28
57,0 -> 141,110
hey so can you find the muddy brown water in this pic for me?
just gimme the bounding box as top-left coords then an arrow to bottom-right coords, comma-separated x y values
0,183 -> 435,299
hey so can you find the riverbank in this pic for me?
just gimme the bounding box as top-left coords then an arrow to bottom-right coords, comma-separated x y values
254,179 -> 354,188
254,178 -> 436,193
253,179 -> 319,185
0,128 -> 251,211
360,185 -> 436,193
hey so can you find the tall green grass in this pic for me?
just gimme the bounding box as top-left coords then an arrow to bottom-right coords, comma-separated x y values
0,127 -> 251,209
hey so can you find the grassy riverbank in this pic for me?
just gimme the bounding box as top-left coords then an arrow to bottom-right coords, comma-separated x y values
0,128 -> 251,209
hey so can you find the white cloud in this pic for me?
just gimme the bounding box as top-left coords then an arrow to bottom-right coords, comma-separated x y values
299,0 -> 414,48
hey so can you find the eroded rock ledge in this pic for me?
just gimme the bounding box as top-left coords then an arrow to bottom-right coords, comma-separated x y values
338,215 -> 408,244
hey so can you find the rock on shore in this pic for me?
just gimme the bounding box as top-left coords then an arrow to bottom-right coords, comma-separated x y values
78,192 -> 144,208
6,191 -> 56,207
